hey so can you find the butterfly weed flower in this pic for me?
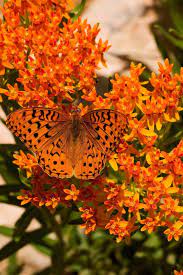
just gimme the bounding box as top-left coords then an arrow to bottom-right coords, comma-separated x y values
0,0 -> 183,243
0,0 -> 109,106
174,270 -> 183,275
64,184 -> 80,201
79,206 -> 97,234
13,150 -> 37,178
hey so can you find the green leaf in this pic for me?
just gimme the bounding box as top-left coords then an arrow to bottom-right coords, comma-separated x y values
159,129 -> 183,150
0,149 -> 21,185
0,225 -> 13,237
0,184 -> 21,195
42,236 -> 57,247
0,163 -> 20,185
18,168 -> 31,187
51,243 -> 65,275
70,0 -> 86,21
0,226 -> 53,257
143,233 -> 161,248
0,195 -> 24,208
7,254 -> 23,275
169,28 -> 183,39
151,26 -> 168,59
168,0 -> 183,34
13,206 -> 36,241
20,11 -> 30,28
168,51 -> 181,73
0,227 -> 50,261
33,244 -> 51,256
0,144 -> 24,152
155,25 -> 183,49
69,218 -> 83,225
0,95 -> 20,118
0,195 -> 23,206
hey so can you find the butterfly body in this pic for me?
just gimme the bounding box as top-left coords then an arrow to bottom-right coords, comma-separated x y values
6,107 -> 126,179
71,110 -> 82,142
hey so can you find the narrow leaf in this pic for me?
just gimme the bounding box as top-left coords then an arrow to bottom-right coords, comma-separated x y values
70,0 -> 86,21
0,228 -> 50,261
13,206 -> 36,241
0,225 -> 13,237
0,184 -> 21,195
155,25 -> 183,49
168,0 -> 183,34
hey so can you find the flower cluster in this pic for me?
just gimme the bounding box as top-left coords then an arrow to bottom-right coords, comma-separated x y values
0,0 -> 183,243
0,0 -> 109,106
174,270 -> 183,275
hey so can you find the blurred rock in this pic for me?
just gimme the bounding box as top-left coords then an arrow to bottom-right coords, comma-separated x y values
97,53 -> 126,77
0,107 -> 15,144
109,10 -> 162,72
83,0 -> 162,75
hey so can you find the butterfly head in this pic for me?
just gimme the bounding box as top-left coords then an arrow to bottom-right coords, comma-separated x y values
71,107 -> 81,117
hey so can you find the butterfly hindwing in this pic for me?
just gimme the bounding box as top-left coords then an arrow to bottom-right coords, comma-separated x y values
37,137 -> 73,178
74,135 -> 107,179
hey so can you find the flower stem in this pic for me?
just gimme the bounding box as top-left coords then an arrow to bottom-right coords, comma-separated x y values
41,208 -> 65,274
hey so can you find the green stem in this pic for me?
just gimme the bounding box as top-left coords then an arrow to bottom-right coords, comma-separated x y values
156,123 -> 172,149
71,0 -> 86,21
41,208 -> 65,275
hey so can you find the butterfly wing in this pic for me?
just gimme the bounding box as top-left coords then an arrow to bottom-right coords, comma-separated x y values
37,136 -> 73,178
82,109 -> 126,155
74,109 -> 126,180
74,133 -> 107,179
6,107 -> 69,152
7,107 -> 74,178
7,108 -> 126,180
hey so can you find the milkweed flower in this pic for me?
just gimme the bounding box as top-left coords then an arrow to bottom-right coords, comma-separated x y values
0,0 -> 109,106
174,270 -> 183,275
64,184 -> 80,201
13,150 -> 37,177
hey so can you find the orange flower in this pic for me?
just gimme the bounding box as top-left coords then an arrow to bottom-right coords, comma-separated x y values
140,214 -> 163,234
79,207 -> 97,234
160,198 -> 183,217
105,217 -> 137,242
13,150 -> 37,177
174,270 -> 183,275
64,184 -> 80,201
106,63 -> 148,115
164,221 -> 183,241
17,190 -> 33,205
0,2 -> 109,107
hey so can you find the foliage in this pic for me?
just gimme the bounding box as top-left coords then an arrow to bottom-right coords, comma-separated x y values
153,0 -> 183,72
0,0 -> 182,274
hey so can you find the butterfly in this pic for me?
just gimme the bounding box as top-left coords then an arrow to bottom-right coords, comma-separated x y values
6,107 -> 126,179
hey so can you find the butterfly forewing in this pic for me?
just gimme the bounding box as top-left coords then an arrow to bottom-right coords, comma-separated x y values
82,109 -> 126,155
6,108 -> 68,152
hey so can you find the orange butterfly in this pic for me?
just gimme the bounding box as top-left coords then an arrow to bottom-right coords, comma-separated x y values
6,108 -> 126,179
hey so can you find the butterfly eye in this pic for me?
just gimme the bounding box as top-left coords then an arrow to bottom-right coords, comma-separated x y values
71,108 -> 81,114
